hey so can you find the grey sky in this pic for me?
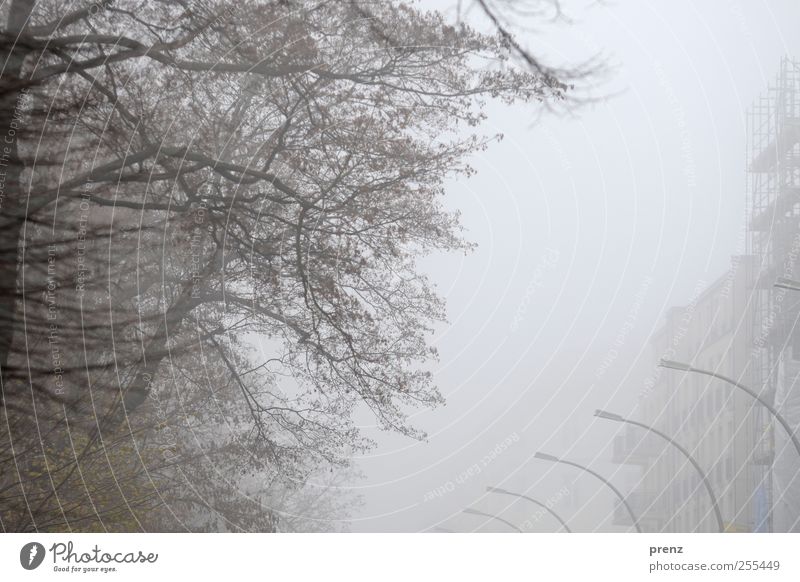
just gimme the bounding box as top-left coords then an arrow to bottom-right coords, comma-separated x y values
339,0 -> 800,532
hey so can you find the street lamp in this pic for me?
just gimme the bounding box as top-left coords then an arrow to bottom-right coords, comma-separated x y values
594,409 -> 724,533
486,486 -> 572,532
533,451 -> 642,533
659,358 -> 800,458
462,507 -> 522,532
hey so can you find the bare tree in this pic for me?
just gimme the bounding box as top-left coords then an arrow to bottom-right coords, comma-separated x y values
0,0 -> 571,531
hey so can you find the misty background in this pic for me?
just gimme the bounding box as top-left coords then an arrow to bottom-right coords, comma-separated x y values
344,0 -> 800,532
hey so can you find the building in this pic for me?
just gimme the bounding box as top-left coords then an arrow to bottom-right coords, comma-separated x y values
613,257 -> 767,532
614,58 -> 800,532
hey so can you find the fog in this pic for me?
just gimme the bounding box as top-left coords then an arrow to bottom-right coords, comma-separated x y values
3,0 -> 800,536
345,0 -> 800,532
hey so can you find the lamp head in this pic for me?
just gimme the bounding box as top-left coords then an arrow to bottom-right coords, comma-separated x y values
594,409 -> 624,422
534,452 -> 560,462
775,277 -> 800,290
486,486 -> 509,494
659,359 -> 692,371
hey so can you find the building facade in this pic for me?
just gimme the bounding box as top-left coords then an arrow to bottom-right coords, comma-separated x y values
613,257 -> 767,532
614,58 -> 800,532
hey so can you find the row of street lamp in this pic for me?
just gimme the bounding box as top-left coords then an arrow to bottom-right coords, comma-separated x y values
453,278 -> 800,533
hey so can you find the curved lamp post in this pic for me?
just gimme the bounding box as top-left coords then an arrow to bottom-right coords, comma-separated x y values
659,359 -> 800,458
533,451 -> 642,533
486,486 -> 572,532
594,409 -> 724,533
462,507 -> 522,532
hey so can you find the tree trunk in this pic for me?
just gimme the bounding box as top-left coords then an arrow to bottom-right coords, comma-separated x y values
0,0 -> 35,403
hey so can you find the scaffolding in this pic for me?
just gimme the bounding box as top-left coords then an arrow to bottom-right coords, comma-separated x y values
747,57 -> 800,532
747,57 -> 800,396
